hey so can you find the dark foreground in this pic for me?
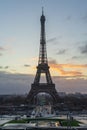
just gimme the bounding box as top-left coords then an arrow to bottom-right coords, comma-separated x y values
0,126 -> 87,130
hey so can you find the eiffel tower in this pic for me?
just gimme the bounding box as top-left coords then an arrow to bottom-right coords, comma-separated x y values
27,9 -> 59,104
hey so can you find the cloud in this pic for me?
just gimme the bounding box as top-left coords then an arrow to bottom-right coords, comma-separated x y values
0,45 -> 12,55
56,49 -> 66,55
66,15 -> 71,21
50,63 -> 83,77
0,71 -> 87,94
0,71 -> 33,95
49,59 -> 87,77
4,66 -> 9,69
49,58 -> 57,64
61,64 -> 87,68
47,37 -> 57,43
0,46 -> 5,51
0,66 -> 9,69
47,36 -> 62,45
0,66 -> 3,69
24,64 -> 31,67
79,44 -> 87,54
0,37 -> 15,55
53,77 -> 87,93
71,56 -> 81,59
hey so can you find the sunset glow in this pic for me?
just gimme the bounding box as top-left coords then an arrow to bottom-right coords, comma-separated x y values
0,0 -> 87,94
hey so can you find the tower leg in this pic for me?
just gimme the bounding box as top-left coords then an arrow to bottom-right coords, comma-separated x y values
27,83 -> 59,105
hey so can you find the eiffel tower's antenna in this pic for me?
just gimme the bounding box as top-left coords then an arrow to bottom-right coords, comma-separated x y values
42,6 -> 44,15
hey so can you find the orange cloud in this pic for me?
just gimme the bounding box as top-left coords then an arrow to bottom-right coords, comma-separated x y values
60,64 -> 87,68
49,63 -> 87,77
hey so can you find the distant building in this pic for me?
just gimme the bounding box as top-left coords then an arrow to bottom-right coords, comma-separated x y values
58,92 -> 66,97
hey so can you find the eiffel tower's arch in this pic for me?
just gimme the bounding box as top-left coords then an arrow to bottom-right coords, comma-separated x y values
27,83 -> 59,105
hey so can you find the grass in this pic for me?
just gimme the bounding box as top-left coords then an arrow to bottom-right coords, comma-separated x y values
7,117 -> 80,127
61,119 -> 80,126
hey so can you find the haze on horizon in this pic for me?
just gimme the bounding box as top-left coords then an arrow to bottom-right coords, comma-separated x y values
0,0 -> 87,94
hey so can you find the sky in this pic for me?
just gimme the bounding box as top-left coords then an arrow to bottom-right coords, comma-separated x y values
0,0 -> 87,94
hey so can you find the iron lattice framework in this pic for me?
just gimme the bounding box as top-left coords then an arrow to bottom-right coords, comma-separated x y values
27,9 -> 59,104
